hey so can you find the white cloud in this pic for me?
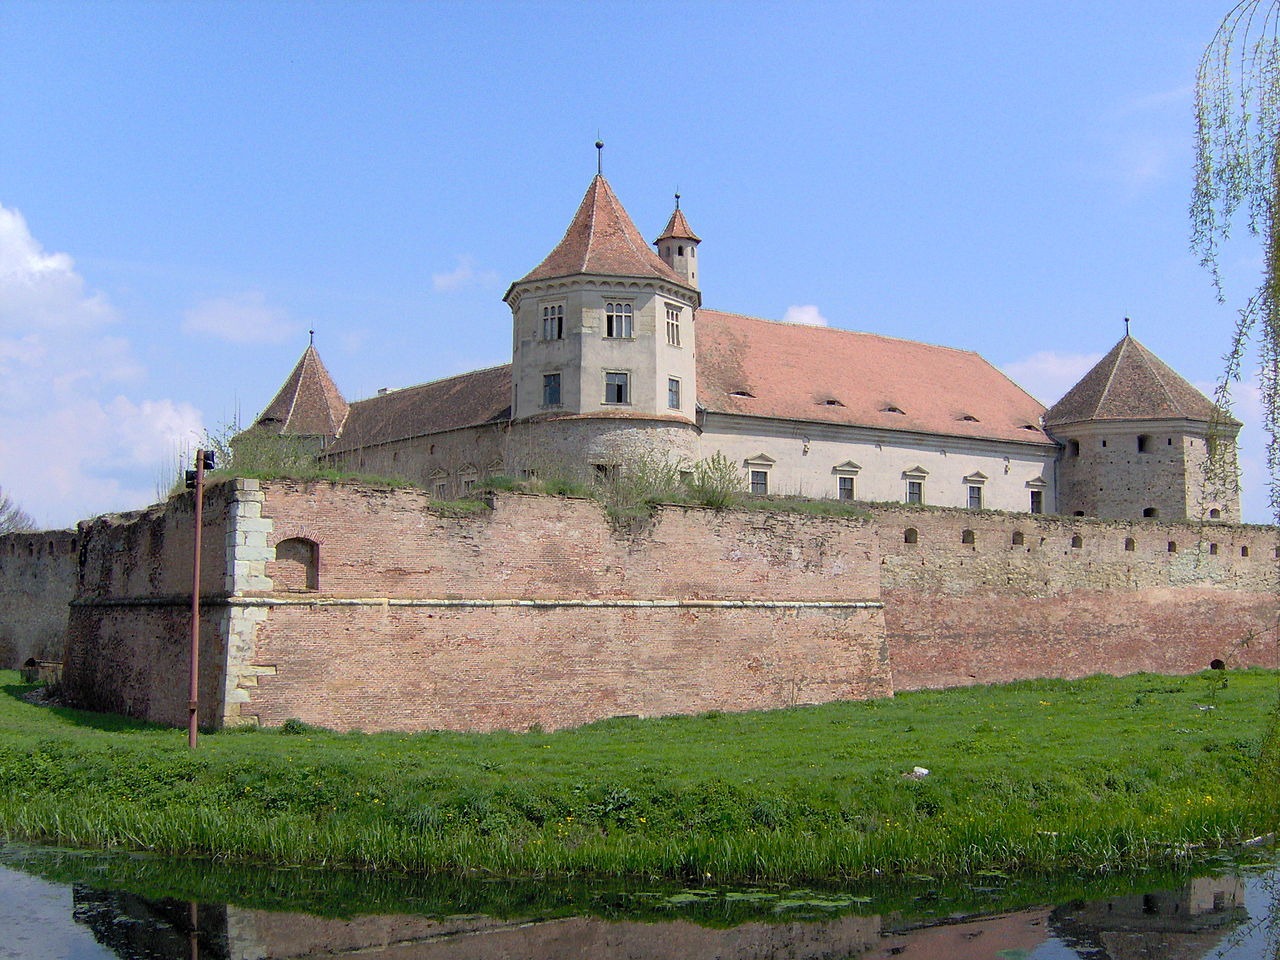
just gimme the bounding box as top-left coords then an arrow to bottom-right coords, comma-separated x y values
432,256 -> 499,292
782,304 -> 828,326
1000,350 -> 1103,405
183,290 -> 300,344
0,204 -> 205,528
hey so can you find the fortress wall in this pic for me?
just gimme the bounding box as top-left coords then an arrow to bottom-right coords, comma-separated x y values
872,506 -> 1280,689
235,483 -> 888,731
0,529 -> 78,668
61,484 -> 238,726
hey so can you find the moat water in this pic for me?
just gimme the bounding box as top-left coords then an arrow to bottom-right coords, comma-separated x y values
1,843 -> 1277,960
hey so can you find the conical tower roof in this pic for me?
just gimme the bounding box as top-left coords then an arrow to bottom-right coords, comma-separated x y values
654,204 -> 700,244
511,175 -> 685,288
256,343 -> 349,437
1044,334 -> 1233,427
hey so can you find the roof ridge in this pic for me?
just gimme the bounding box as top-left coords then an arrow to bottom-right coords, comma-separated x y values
1130,337 -> 1180,413
351,362 -> 512,403
1091,336 -> 1128,420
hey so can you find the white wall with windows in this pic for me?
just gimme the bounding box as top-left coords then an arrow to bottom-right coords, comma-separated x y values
699,414 -> 1057,512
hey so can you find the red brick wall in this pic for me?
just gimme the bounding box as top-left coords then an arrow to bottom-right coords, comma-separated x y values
873,506 -> 1280,689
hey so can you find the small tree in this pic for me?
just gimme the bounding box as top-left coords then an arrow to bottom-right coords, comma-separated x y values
0,486 -> 36,533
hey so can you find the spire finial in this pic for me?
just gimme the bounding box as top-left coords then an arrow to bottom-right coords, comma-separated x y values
595,138 -> 604,175
309,328 -> 315,346
1124,316 -> 1130,337
674,188 -> 681,209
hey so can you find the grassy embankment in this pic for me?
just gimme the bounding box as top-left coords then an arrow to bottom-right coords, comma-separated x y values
1,669 -> 1277,884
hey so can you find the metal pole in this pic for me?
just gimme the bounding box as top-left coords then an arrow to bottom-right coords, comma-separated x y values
188,448 -> 204,749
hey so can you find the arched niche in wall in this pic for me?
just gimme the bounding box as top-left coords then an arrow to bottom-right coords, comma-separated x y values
272,537 -> 319,592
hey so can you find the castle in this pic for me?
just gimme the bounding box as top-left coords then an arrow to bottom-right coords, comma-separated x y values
253,165 -> 1240,521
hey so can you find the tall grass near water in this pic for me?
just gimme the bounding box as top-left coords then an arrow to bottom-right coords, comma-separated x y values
1,670 -> 1277,883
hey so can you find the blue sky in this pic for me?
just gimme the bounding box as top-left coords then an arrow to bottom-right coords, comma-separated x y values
1,1 -> 1269,527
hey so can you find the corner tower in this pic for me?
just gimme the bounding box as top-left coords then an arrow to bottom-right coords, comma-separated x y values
1044,330 -> 1240,521
503,164 -> 702,475
250,337 -> 349,452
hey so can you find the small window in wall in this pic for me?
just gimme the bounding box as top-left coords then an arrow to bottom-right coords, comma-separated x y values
967,485 -> 983,510
1168,541 -> 1177,553
541,303 -> 564,340
1030,490 -> 1044,514
1124,537 -> 1136,552
593,463 -> 619,483
435,482 -> 448,498
1209,508 -> 1222,519
1068,439 -> 1081,457
1209,542 -> 1219,555
462,478 -> 476,494
1137,434 -> 1150,453
604,371 -> 630,404
838,475 -> 855,500
906,479 -> 924,504
1142,507 -> 1158,519
961,529 -> 976,545
904,527 -> 918,544
1012,531 -> 1025,546
665,305 -> 681,346
1242,545 -> 1251,558
1073,511 -> 1085,517
668,377 -> 681,410
750,469 -> 769,495
543,372 -> 562,406
272,537 -> 319,592
1071,534 -> 1083,549
605,302 -> 633,338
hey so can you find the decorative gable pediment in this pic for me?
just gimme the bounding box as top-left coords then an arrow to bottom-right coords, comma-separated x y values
832,460 -> 862,475
902,465 -> 929,480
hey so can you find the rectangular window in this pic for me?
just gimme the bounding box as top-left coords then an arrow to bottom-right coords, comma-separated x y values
968,485 -> 983,510
838,476 -> 855,500
666,305 -> 681,346
1030,490 -> 1043,514
750,470 -> 769,495
542,372 -> 561,406
541,303 -> 564,340
461,478 -> 476,494
668,377 -> 681,410
604,371 -> 629,404
434,482 -> 448,499
906,480 -> 924,505
605,302 -> 633,338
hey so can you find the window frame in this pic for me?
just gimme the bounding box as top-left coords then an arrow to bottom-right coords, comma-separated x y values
750,469 -> 769,495
542,372 -> 562,407
540,302 -> 564,341
838,475 -> 855,501
605,302 -> 634,339
604,370 -> 630,404
667,376 -> 681,410
665,304 -> 681,346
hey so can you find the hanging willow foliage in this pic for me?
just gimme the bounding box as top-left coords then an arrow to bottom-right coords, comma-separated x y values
1193,0 -> 1280,517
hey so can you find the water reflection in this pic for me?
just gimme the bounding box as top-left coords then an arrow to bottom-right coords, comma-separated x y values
1,846 -> 1275,960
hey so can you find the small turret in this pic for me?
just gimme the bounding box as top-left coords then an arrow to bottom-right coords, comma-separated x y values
654,193 -> 701,289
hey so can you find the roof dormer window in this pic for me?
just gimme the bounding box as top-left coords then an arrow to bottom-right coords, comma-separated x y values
882,405 -> 905,415
730,389 -> 755,398
821,398 -> 845,407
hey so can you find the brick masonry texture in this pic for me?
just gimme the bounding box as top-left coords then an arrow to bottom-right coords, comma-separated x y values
0,529 -> 77,668
47,480 -> 1280,733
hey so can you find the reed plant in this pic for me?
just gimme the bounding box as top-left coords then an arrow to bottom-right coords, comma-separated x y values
1,670 -> 1277,883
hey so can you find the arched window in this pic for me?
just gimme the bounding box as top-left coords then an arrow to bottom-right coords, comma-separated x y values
1070,534 -> 1083,549
904,527 -> 918,545
1011,531 -> 1024,547
1209,508 -> 1222,519
1167,541 -> 1177,553
271,537 -> 319,591
961,529 -> 975,545
1209,542 -> 1219,555
1124,537 -> 1136,552
1242,545 -> 1251,558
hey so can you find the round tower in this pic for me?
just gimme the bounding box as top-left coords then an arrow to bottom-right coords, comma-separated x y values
654,193 -> 701,289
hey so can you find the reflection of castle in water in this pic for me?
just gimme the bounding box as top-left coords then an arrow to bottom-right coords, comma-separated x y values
1049,875 -> 1247,960
68,873 -> 1250,960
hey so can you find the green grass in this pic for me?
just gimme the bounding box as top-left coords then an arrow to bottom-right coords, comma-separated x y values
1,670 -> 1277,884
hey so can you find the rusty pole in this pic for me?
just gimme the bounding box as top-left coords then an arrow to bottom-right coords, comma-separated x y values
188,448 -> 205,749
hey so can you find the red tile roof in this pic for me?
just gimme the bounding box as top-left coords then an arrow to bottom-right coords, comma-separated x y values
654,206 -> 700,243
325,365 -> 511,454
256,345 -> 349,437
696,310 -> 1054,446
511,176 -> 686,288
1044,334 -> 1231,426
